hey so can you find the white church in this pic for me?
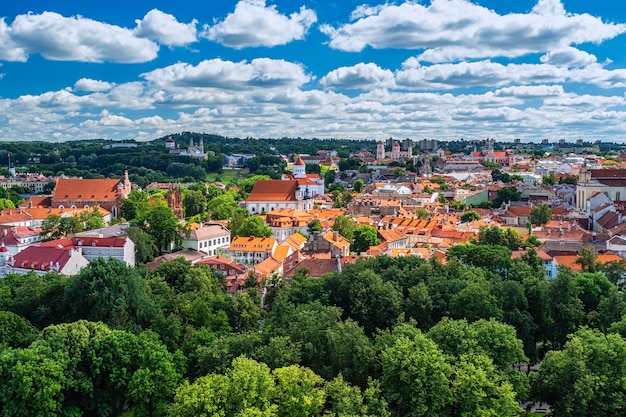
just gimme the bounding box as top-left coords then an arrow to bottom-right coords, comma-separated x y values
282,156 -> 325,198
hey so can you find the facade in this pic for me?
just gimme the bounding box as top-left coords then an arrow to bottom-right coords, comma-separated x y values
0,226 -> 43,256
576,167 -> 626,212
282,156 -> 325,198
243,180 -> 313,214
183,223 -> 231,255
265,208 -> 312,241
229,236 -> 277,265
304,230 -> 350,257
377,139 -> 413,161
168,184 -> 184,220
39,236 -> 136,266
51,172 -> 132,218
0,245 -> 89,277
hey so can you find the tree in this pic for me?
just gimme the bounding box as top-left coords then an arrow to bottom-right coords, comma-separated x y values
547,269 -> 584,348
493,187 -> 521,208
332,215 -> 357,244
380,327 -> 453,416
135,202 -> 181,253
416,208 -> 430,220
353,179 -> 365,193
460,210 -> 481,223
237,216 -> 273,238
352,225 -> 380,253
531,328 -> 626,417
183,189 -> 207,218
121,189 -> 150,221
127,226 -> 159,264
307,218 -> 323,233
575,246 -> 601,273
529,203 -> 552,226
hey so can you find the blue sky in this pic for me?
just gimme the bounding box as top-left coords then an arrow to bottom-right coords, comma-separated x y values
2,0 -> 626,143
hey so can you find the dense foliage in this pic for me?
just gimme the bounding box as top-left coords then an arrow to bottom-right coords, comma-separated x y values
0,249 -> 625,416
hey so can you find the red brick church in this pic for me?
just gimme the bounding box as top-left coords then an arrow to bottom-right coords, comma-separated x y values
51,171 -> 132,218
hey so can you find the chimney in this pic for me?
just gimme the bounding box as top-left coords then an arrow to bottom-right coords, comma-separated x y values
333,231 -> 339,242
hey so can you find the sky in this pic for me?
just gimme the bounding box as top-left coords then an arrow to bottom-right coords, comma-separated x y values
2,0 -> 626,143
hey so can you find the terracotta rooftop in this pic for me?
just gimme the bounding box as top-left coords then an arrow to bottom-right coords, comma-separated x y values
229,236 -> 277,252
53,178 -> 122,201
246,180 -> 298,202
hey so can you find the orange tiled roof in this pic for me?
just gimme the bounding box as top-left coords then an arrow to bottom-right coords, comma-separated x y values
246,180 -> 298,202
254,257 -> 282,278
272,245 -> 292,263
53,178 -> 122,201
229,236 -> 277,252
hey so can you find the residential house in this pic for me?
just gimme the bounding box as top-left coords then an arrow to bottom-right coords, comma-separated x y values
196,255 -> 249,293
0,226 -> 43,256
303,230 -> 350,257
40,236 -> 136,266
229,236 -> 278,265
0,245 -> 89,277
183,222 -> 231,255
265,208 -> 312,240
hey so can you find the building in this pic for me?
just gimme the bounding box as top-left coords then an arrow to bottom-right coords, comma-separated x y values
0,226 -> 43,255
196,255 -> 249,293
576,167 -> 626,212
304,230 -> 350,257
168,184 -> 184,220
40,236 -> 136,266
377,139 -> 413,161
265,208 -> 312,240
51,172 -> 132,218
281,156 -> 325,198
229,236 -> 278,265
243,180 -> 313,214
183,222 -> 231,255
0,245 -> 89,277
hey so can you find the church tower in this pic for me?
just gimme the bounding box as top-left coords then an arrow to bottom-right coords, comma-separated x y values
168,184 -> 184,220
377,141 -> 385,160
293,155 -> 306,179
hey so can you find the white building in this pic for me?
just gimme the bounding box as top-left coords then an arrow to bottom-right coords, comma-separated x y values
183,223 -> 231,256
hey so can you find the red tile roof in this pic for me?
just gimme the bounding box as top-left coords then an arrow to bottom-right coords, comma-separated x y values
53,178 -> 122,201
246,180 -> 298,202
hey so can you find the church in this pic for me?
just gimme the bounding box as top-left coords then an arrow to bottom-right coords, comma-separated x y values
576,166 -> 626,213
281,156 -> 325,198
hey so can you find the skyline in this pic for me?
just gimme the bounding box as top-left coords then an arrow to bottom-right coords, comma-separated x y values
2,0 -> 626,142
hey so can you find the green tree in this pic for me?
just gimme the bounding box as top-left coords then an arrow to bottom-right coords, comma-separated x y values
352,225 -> 380,253
332,215 -> 357,244
460,210 -> 481,223
307,218 -> 323,233
127,226 -> 159,264
448,282 -> 504,322
416,208 -> 430,220
0,198 -> 15,209
237,216 -> 273,238
531,328 -> 626,417
0,310 -> 39,348
183,189 -> 207,218
121,189 -> 150,221
575,246 -> 601,273
134,202 -> 182,253
547,269 -> 585,348
529,203 -> 552,226
353,179 -> 365,193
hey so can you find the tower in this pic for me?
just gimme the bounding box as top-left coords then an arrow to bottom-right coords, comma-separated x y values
168,184 -> 184,220
293,155 -> 306,179
377,141 -> 385,160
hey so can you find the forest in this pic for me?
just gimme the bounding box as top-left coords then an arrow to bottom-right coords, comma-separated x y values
1,247 -> 626,416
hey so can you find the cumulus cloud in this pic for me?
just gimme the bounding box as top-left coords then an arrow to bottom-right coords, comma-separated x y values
321,63 -> 395,89
0,17 -> 27,61
203,0 -> 317,48
141,58 -> 312,90
134,9 -> 197,47
321,0 -> 625,62
9,11 -> 159,63
74,78 -> 114,92
540,47 -> 597,67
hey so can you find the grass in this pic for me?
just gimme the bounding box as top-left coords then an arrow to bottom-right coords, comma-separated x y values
207,168 -> 249,184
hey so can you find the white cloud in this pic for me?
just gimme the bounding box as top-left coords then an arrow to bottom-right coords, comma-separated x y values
540,47 -> 598,67
134,9 -> 197,47
321,0 -> 625,63
203,0 -> 317,48
74,78 -> 114,92
321,63 -> 395,89
9,11 -> 159,63
141,58 -> 312,91
0,17 -> 27,61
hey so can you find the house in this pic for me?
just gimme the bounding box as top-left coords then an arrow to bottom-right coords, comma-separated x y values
51,171 -> 132,218
0,245 -> 89,277
377,227 -> 408,250
39,236 -> 136,266
229,236 -> 278,265
183,223 -> 231,256
265,208 -> 312,241
196,255 -> 249,293
0,226 -> 43,255
303,230 -> 350,257
243,180 -> 313,214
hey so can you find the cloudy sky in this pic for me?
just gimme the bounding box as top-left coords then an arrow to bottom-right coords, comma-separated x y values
2,0 -> 626,143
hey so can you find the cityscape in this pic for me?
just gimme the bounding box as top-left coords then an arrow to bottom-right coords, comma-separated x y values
2,0 -> 626,416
